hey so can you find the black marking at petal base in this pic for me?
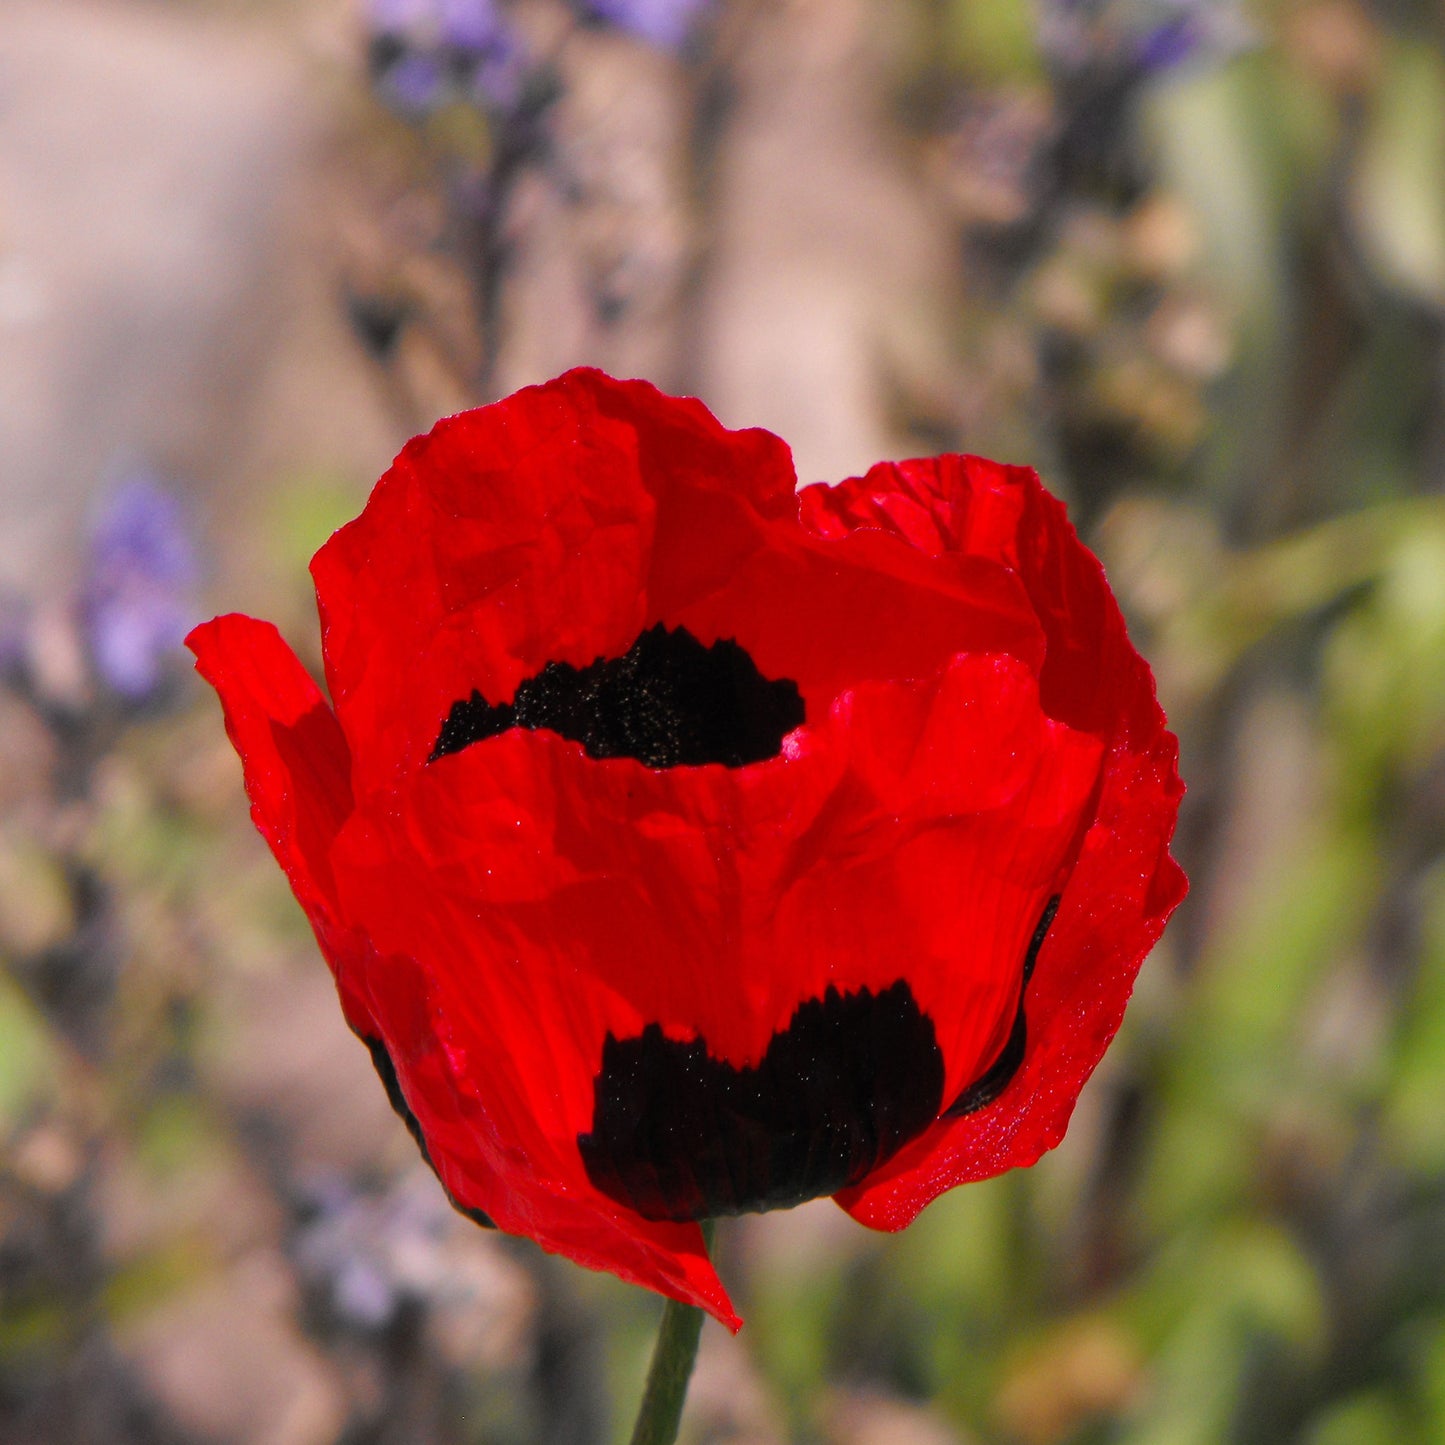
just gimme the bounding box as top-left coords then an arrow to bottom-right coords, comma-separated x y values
944,894 -> 1061,1119
944,1010 -> 1027,1119
578,981 -> 946,1221
364,1035 -> 495,1230
1022,895 -> 1060,985
429,623 -> 805,769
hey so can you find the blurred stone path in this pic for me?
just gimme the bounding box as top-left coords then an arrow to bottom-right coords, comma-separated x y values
0,0 -> 309,590
699,0 -> 952,487
495,0 -> 954,490
0,0 -> 953,591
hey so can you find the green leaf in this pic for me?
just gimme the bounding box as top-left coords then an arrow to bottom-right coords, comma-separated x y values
267,471 -> 369,576
1142,59 -> 1283,322
1118,1224 -> 1325,1445
104,1236 -> 216,1326
942,0 -> 1041,82
1351,40 -> 1445,307
1383,865 -> 1445,1171
1306,1391 -> 1415,1445
0,973 -> 61,1124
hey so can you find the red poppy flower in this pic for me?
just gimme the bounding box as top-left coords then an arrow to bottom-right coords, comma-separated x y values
189,368 -> 1184,1329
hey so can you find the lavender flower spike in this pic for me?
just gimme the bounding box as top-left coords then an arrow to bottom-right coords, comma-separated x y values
81,469 -> 198,703
365,0 -> 527,116
579,0 -> 713,53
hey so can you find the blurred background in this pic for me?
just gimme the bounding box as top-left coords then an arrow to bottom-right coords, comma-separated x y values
3,0 -> 1445,1441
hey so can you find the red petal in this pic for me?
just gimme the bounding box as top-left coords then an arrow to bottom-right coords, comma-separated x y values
310,370 -> 794,787
311,370 -> 1045,792
807,456 -> 1187,1226
189,617 -> 740,1323
186,616 -> 377,1033
352,936 -> 738,1326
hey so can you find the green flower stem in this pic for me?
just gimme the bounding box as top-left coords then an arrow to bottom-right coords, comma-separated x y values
628,1220 -> 715,1445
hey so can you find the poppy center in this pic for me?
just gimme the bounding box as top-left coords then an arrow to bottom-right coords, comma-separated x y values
429,623 -> 805,768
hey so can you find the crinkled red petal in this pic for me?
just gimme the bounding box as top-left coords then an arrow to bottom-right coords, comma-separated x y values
311,369 -> 1045,790
800,456 -> 1187,1226
185,615 -> 376,1037
351,934 -> 737,1325
187,616 -> 740,1324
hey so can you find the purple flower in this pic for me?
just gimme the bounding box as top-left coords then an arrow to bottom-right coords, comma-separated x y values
445,0 -> 526,110
366,0 -> 433,31
1038,0 -> 1251,77
0,590 -> 29,688
1134,14 -> 1201,71
293,1176 -> 413,1332
81,471 -> 198,703
1137,3 -> 1252,73
380,47 -> 449,114
364,0 -> 527,114
292,1172 -> 469,1336
438,0 -> 504,50
577,0 -> 713,52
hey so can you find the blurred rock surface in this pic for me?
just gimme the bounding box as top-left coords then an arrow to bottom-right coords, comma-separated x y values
0,0 -> 306,590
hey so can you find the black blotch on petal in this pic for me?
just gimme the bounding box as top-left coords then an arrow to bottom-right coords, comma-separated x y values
944,894 -> 1061,1118
429,623 -> 805,769
944,1010 -> 1026,1119
578,981 -> 945,1221
364,1035 -> 495,1230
